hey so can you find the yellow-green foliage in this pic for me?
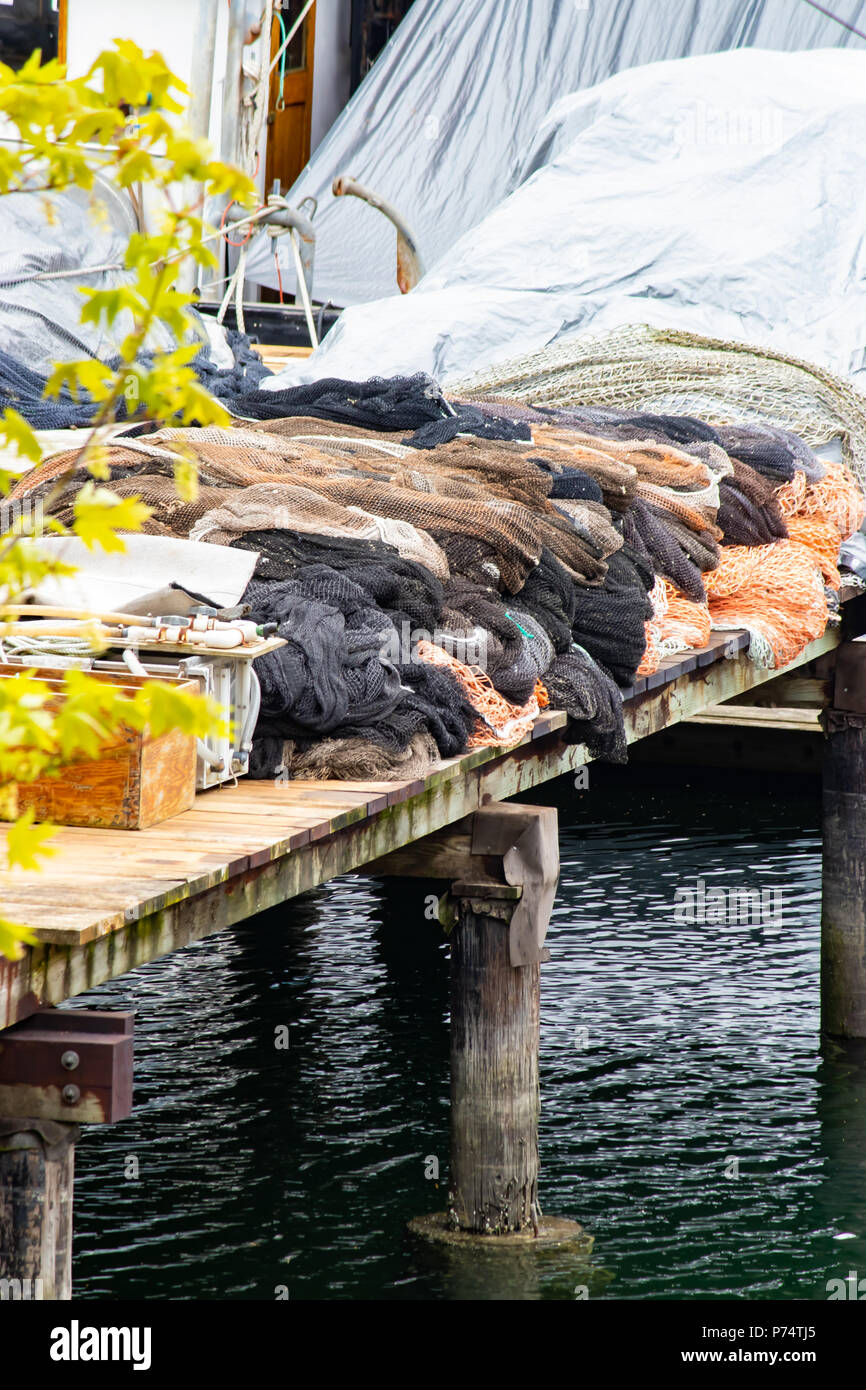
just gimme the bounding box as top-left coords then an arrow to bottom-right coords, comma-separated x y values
0,41 -> 255,958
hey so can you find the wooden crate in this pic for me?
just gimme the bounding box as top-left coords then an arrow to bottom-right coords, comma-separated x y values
1,666 -> 198,830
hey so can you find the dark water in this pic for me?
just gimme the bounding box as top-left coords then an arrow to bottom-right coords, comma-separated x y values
66,763 -> 866,1301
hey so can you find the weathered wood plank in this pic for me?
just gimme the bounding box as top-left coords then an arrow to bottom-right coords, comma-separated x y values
689,704 -> 821,730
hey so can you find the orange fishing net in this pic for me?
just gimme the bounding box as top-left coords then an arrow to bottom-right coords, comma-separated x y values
637,577 -> 666,676
773,460 -> 864,586
659,580 -> 713,651
637,576 -> 713,675
783,516 -> 842,586
705,539 -> 828,667
637,628 -> 660,677
776,459 -> 865,538
416,640 -> 539,747
534,679 -> 550,709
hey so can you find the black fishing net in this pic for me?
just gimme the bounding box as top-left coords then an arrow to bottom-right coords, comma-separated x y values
533,404 -> 723,448
439,578 -> 541,704
232,530 -> 443,632
654,511 -> 720,573
402,405 -> 532,449
275,661 -> 478,762
462,399 -> 691,443
230,373 -> 453,429
0,349 -> 98,428
713,424 -> 799,483
630,496 -> 708,602
547,467 -> 605,502
570,542 -> 655,686
230,373 -> 541,446
511,547 -> 578,654
197,329 -> 272,398
717,459 -> 789,546
0,332 -> 269,430
245,573 -> 403,737
542,650 -> 627,763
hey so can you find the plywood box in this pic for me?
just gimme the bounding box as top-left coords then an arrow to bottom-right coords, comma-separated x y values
1,666 -> 198,830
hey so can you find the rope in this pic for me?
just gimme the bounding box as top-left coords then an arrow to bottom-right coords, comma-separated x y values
275,9 -> 288,108
3,633 -> 94,657
0,262 -> 123,285
268,0 -> 315,77
217,242 -> 250,332
797,0 -> 866,43
289,227 -> 319,349
235,243 -> 248,336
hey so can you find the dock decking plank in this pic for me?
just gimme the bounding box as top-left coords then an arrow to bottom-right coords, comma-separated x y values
0,624 -> 841,1024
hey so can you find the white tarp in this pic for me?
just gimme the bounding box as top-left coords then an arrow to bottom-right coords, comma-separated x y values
246,0 -> 866,307
31,535 -> 259,613
261,47 -> 866,392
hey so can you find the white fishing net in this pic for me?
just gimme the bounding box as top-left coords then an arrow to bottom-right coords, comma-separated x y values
452,325 -> 866,490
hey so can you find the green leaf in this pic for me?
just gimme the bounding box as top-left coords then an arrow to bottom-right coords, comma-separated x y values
0,407 -> 41,462
0,916 -> 38,961
5,808 -> 56,870
173,457 -> 199,502
72,483 -> 152,551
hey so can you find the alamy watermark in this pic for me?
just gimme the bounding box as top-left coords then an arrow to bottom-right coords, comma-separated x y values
0,497 -> 44,537
49,1322 -> 151,1370
379,622 -> 488,671
673,877 -> 783,928
674,100 -> 786,151
0,1276 -> 43,1299
827,1270 -> 866,1299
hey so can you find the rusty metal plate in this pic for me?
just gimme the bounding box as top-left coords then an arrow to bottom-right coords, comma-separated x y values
833,638 -> 866,715
0,1008 -> 133,1124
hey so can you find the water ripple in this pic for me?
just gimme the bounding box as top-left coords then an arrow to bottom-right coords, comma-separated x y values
68,766 -> 866,1300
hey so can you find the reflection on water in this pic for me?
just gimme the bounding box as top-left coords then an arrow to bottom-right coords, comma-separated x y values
67,765 -> 866,1300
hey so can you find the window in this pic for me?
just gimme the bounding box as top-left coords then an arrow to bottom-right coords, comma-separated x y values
0,0 -> 63,69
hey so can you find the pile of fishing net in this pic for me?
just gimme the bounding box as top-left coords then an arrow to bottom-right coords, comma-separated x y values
10,358 -> 865,780
452,340 -> 866,675
451,324 -> 866,491
0,332 -> 271,430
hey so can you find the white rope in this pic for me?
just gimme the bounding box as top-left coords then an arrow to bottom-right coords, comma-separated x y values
0,262 -> 124,285
217,249 -> 247,327
4,633 -> 94,657
234,244 -> 248,336
239,0 -> 274,179
289,228 -> 318,349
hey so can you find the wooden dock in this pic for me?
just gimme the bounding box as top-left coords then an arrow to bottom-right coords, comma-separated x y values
4,610 -> 866,1293
0,624 -> 840,1029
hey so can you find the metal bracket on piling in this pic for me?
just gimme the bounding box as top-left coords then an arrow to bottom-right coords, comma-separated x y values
0,1008 -> 134,1124
828,637 -> 866,720
0,1009 -> 134,1300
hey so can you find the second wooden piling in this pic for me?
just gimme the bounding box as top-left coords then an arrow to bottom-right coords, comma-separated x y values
449,901 -> 540,1234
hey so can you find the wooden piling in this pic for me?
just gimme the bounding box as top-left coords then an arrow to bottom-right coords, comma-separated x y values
448,898 -> 540,1234
0,1120 -> 77,1300
822,638 -> 866,1039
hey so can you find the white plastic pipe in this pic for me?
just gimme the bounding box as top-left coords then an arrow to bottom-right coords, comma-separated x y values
123,625 -> 246,649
